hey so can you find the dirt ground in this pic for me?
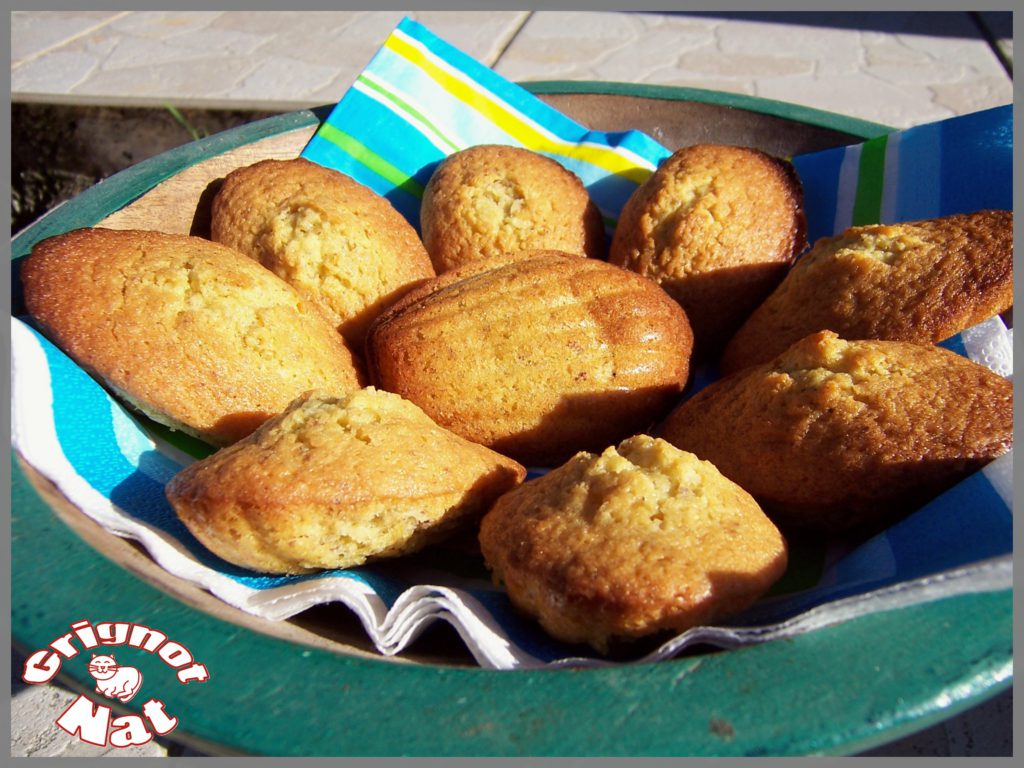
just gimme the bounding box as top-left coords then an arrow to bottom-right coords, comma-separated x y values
11,103 -> 280,235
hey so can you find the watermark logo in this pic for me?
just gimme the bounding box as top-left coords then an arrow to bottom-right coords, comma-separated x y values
20,619 -> 209,749
88,654 -> 143,702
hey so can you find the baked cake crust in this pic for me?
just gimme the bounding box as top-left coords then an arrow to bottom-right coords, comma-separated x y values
167,388 -> 526,574
478,435 -> 787,652
21,227 -> 364,445
660,331 -> 1013,532
609,143 -> 806,354
420,144 -> 605,272
720,210 -> 1013,373
365,251 -> 694,467
212,157 -> 435,348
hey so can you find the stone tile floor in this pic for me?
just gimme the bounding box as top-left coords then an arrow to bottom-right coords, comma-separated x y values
11,11 -> 1012,126
8,9 -> 1014,757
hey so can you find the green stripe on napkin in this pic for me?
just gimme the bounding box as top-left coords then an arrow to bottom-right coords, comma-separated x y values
851,134 -> 888,225
317,122 -> 426,198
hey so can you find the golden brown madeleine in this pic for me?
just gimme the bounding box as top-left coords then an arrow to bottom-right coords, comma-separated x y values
374,251 -> 527,313
420,144 -> 605,272
365,252 -> 694,467
166,388 -> 526,574
479,435 -> 787,653
720,210 -> 1014,373
609,144 -> 806,353
211,157 -> 435,348
660,331 -> 1013,534
21,227 -> 364,445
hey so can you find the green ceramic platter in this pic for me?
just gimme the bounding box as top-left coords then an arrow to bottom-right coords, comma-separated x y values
9,84 -> 1012,756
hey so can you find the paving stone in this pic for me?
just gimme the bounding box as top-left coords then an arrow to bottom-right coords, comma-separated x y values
11,50 -> 102,96
495,10 -> 1011,128
493,11 -> 708,83
11,11 -> 530,108
63,57 -> 262,106
930,74 -> 1016,117
12,10 -> 1012,124
974,11 -> 1013,67
10,10 -> 125,66
755,71 -> 956,128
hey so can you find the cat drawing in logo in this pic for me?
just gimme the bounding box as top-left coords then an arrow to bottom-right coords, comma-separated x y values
87,654 -> 143,703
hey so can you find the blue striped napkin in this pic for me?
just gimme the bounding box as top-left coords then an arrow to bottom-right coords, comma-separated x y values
300,17 -> 670,236
793,104 -> 1013,246
10,17 -> 1012,668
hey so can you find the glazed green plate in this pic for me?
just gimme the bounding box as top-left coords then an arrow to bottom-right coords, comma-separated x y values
10,84 -> 1012,756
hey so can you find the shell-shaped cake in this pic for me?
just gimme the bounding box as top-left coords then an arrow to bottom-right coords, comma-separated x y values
609,143 -> 806,354
21,227 -> 364,445
211,157 -> 435,348
365,251 -> 694,467
167,388 -> 526,574
420,144 -> 605,272
720,210 -> 1014,373
479,435 -> 787,652
660,331 -> 1013,533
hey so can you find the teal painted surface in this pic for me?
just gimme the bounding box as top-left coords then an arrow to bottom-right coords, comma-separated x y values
9,89 -> 1009,755
11,457 -> 1013,756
